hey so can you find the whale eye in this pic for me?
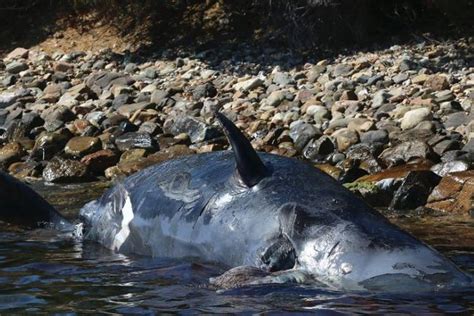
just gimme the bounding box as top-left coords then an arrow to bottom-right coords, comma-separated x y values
261,234 -> 296,272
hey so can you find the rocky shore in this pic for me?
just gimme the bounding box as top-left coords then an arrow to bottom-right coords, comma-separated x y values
0,39 -> 473,216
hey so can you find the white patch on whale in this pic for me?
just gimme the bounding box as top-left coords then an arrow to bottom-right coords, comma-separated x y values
112,194 -> 134,251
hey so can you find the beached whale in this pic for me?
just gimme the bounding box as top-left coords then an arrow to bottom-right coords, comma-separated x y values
0,113 -> 471,291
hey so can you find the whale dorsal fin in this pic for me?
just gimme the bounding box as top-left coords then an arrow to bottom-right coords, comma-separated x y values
215,112 -> 268,187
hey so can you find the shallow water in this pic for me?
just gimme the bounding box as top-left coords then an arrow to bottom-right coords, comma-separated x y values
0,181 -> 473,314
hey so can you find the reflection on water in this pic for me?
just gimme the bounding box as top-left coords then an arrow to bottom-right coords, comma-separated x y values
0,181 -> 473,313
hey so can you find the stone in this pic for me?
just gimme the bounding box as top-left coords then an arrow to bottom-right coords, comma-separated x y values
192,83 -> 217,100
114,132 -> 158,152
5,47 -> 29,60
431,161 -> 470,177
54,62 -> 73,72
444,112 -> 470,128
390,171 -> 441,211
273,72 -> 292,86
150,90 -> 168,104
289,122 -> 321,152
65,136 -> 102,157
117,102 -> 154,118
30,131 -> 71,160
303,135 -> 335,161
234,77 -> 264,92
120,148 -> 148,162
332,128 -> 359,152
424,75 -> 449,91
372,90 -> 390,108
42,105 -> 75,123
266,90 -> 286,107
332,64 -> 353,77
164,116 -> 221,144
6,61 -> 28,74
347,118 -> 374,133
426,171 -> 474,214
379,140 -> 434,167
0,142 -> 24,168
360,130 -> 389,145
43,157 -> 91,183
80,149 -> 119,174
392,73 -> 409,84
400,107 -> 432,130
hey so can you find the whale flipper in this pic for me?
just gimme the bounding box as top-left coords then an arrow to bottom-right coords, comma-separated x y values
215,112 -> 269,187
0,171 -> 69,229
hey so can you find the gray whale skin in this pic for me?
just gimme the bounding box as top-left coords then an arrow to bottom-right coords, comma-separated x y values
1,113 -> 472,292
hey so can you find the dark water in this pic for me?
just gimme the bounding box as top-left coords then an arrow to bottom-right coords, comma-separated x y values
0,182 -> 473,314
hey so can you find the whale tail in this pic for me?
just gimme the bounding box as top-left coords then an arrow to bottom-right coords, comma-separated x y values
0,171 -> 70,229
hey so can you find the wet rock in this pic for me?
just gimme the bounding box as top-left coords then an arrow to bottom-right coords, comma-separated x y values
43,157 -> 91,183
164,116 -> 221,144
8,161 -> 42,179
426,171 -> 474,214
114,132 -> 158,152
289,122 -> 320,152
431,160 -> 470,177
315,164 -> 342,180
390,170 -> 441,211
64,136 -> 102,157
379,140 -> 435,167
30,131 -> 71,160
345,143 -> 383,174
400,107 -> 432,130
81,149 -> 119,174
344,181 -> 391,207
0,142 -> 24,168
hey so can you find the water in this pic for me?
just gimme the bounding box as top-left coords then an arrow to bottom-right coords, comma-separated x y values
0,182 -> 473,314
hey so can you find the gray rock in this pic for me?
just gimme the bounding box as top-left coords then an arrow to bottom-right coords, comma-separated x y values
6,61 -> 28,74
303,135 -> 335,161
114,132 -> 159,152
372,90 -> 390,108
332,64 -> 353,77
165,116 -> 221,143
431,160 -> 470,177
360,129 -> 389,145
379,140 -> 434,167
289,122 -> 321,152
400,107 -> 432,130
444,112 -> 470,128
192,83 -> 217,100
392,73 -> 409,84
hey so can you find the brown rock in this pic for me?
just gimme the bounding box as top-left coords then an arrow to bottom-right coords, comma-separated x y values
426,171 -> 474,214
65,136 -> 102,157
0,142 -> 25,169
81,149 -> 119,174
358,161 -> 434,182
424,75 -> 450,91
315,164 -> 342,180
54,62 -> 73,72
6,47 -> 29,60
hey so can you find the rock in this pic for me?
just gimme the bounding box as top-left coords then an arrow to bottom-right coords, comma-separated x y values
431,160 -> 470,177
315,163 -> 342,179
289,122 -> 321,152
266,90 -> 286,107
424,75 -> 449,91
117,102 -> 154,118
5,47 -> 29,60
273,72 -> 292,86
43,157 -> 91,183
150,90 -> 168,104
426,171 -> 474,214
42,105 -> 75,123
372,90 -> 390,108
6,61 -> 28,74
379,140 -> 434,167
30,131 -> 71,160
234,77 -> 264,92
80,149 -> 119,174
114,132 -> 158,152
303,135 -> 335,161
332,64 -> 353,77
54,62 -> 73,72
8,161 -> 41,179
444,112 -> 470,128
192,83 -> 217,100
400,107 -> 432,130
360,130 -> 389,145
164,116 -> 221,143
0,142 -> 24,168
65,136 -> 102,157
389,170 -> 441,211
392,73 -> 409,84
332,128 -> 359,152
344,181 -> 391,207
347,118 -> 374,133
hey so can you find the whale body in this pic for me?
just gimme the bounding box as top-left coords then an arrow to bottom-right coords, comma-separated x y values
0,113 -> 472,291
